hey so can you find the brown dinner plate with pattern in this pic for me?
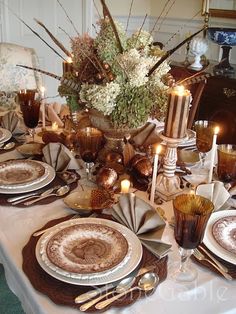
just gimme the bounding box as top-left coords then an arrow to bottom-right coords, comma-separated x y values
0,159 -> 46,187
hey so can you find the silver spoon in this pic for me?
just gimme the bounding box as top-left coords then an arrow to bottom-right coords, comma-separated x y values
24,185 -> 70,205
95,272 -> 159,310
79,276 -> 135,311
0,142 -> 15,150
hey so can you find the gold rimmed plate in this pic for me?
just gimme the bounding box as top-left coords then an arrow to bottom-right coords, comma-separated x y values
16,143 -> 44,157
63,188 -> 114,216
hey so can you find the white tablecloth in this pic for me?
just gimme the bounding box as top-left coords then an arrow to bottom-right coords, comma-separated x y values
0,151 -> 236,314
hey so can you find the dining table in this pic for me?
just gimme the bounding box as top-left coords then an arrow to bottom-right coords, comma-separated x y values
0,146 -> 236,314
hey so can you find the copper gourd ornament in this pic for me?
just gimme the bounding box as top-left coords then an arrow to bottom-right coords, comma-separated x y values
130,154 -> 152,178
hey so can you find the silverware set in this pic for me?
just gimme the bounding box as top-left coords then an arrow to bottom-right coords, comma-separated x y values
193,248 -> 232,280
7,185 -> 69,205
75,265 -> 157,311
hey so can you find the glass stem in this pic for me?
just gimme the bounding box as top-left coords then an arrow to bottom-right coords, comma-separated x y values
200,152 -> 207,167
179,247 -> 193,273
85,162 -> 94,181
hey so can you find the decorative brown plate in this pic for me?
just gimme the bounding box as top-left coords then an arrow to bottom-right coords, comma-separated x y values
36,218 -> 143,285
0,160 -> 46,187
212,216 -> 236,255
46,223 -> 128,274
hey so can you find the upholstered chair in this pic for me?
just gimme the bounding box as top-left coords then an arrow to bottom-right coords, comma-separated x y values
0,42 -> 42,112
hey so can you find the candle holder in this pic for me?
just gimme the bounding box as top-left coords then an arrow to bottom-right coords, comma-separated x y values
155,132 -> 188,201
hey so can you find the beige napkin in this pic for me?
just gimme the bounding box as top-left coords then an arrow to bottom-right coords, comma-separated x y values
0,111 -> 26,142
131,122 -> 162,147
196,181 -> 231,211
42,142 -> 79,172
41,103 -> 64,127
112,193 -> 171,258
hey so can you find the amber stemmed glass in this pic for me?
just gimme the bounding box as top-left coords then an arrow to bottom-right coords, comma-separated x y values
20,99 -> 41,142
76,127 -> 103,180
194,120 -> 216,167
172,194 -> 214,283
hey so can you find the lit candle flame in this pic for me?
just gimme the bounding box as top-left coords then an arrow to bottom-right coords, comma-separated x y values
40,86 -> 45,98
154,144 -> 162,155
214,126 -> 220,135
175,85 -> 185,96
52,122 -> 59,131
121,179 -> 130,193
67,57 -> 73,63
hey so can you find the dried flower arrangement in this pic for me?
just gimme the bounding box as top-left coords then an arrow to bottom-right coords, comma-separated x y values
17,0 -> 206,130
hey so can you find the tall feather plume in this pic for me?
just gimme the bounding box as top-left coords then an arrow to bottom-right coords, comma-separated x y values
34,19 -> 72,58
126,0 -> 134,32
5,5 -> 66,61
100,0 -> 123,53
57,0 -> 80,36
148,26 -> 207,77
16,65 -> 81,92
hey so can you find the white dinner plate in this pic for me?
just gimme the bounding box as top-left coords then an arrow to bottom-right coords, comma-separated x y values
36,218 -> 143,286
0,161 -> 55,194
0,127 -> 12,144
203,210 -> 236,265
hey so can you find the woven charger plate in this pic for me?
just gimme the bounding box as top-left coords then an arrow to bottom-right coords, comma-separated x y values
22,215 -> 168,312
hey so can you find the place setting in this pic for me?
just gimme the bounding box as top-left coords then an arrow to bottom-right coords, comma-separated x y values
22,192 -> 171,312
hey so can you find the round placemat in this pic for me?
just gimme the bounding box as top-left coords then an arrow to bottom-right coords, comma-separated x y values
22,215 -> 168,312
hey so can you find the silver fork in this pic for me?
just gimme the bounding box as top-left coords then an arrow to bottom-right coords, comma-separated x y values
198,246 -> 229,273
193,249 -> 232,280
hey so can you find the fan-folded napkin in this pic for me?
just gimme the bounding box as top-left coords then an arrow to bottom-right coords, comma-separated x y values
42,143 -> 79,172
131,122 -> 162,147
0,111 -> 26,142
112,193 -> 171,258
196,181 -> 230,211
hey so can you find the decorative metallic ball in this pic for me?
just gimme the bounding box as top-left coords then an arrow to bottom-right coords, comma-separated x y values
96,167 -> 118,190
130,154 -> 153,178
103,62 -> 110,70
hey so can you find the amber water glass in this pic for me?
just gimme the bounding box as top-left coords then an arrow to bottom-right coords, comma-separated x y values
172,194 -> 214,283
217,144 -> 236,183
76,127 -> 103,179
20,100 -> 41,142
194,120 -> 216,167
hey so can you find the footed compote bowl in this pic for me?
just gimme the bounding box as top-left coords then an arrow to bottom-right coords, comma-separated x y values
208,27 -> 236,76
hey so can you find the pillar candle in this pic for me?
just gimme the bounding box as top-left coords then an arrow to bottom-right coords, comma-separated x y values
205,0 -> 209,14
208,126 -> 219,183
121,179 -> 130,193
150,144 -> 162,205
63,57 -> 73,75
40,86 -> 46,129
164,85 -> 191,139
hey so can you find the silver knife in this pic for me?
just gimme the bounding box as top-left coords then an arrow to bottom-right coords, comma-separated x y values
199,245 -> 229,273
75,265 -> 156,304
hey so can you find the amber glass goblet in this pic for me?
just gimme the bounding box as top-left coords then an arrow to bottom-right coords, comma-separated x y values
76,127 -> 103,180
20,99 -> 41,142
172,194 -> 214,283
217,144 -> 236,183
194,120 -> 216,167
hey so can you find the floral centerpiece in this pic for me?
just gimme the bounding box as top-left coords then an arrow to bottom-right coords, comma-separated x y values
17,0 -> 205,131
58,20 -> 170,129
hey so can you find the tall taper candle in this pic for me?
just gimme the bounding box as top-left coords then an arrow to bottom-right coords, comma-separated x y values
164,85 -> 191,139
208,126 -> 219,183
150,144 -> 162,205
40,86 -> 46,129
